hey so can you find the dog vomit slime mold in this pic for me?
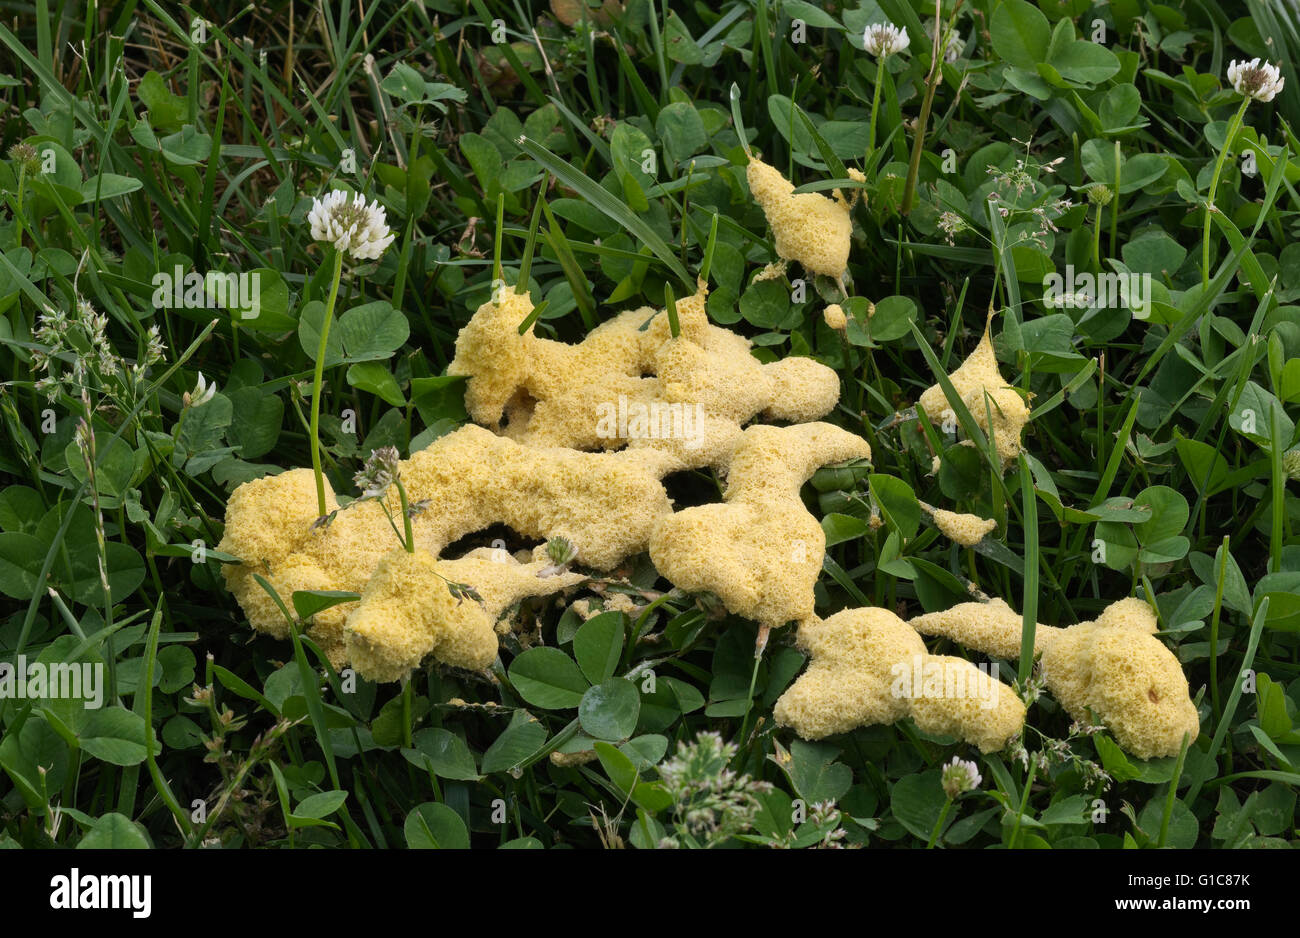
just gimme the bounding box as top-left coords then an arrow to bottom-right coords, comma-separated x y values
217,168 -> 1199,763
746,157 -> 864,281
773,607 -> 1026,753
909,597 -> 1199,759
219,288 -> 852,681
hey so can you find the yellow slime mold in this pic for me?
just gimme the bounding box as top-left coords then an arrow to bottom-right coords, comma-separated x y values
774,607 -> 1025,752
909,597 -> 1199,759
917,320 -> 1029,470
746,158 -> 863,280
649,423 -> 871,629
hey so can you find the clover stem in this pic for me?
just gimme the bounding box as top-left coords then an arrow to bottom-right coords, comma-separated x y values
1201,97 -> 1250,286
401,674 -> 414,749
903,3 -> 945,216
310,249 -> 345,517
1092,201 -> 1105,271
1109,140 -> 1122,258
926,797 -> 952,849
866,56 -> 886,159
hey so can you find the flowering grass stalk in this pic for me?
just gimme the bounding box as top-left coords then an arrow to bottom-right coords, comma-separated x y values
354,447 -> 414,552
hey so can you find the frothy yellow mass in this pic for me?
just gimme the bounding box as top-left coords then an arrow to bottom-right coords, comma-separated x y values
649,423 -> 871,629
774,607 -> 1025,752
746,158 -> 861,279
345,547 -> 585,682
927,506 -> 997,547
909,597 -> 1198,759
446,285 -> 840,474
917,320 -> 1029,470
218,426 -> 669,675
221,287 -> 855,680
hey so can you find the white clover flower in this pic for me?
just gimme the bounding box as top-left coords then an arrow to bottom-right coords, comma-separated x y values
186,372 -> 217,408
1227,58 -> 1285,102
307,189 -> 396,261
863,22 -> 910,58
941,756 -> 981,798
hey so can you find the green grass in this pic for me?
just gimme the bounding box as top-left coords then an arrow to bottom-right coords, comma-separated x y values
0,0 -> 1297,849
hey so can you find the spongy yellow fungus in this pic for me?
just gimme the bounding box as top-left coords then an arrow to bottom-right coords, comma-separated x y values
221,276 -> 865,680
602,592 -> 641,616
218,424 -> 672,671
446,284 -> 840,471
751,261 -> 789,283
823,303 -> 847,331
909,597 -> 1061,660
746,158 -> 861,280
649,422 -> 871,629
344,547 -> 585,682
909,597 -> 1199,759
925,505 -> 997,547
773,607 -> 1025,752
917,320 -> 1030,469
1041,598 -> 1199,759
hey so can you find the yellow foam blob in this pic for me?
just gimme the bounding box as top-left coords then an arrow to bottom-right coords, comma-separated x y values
774,607 -> 1025,752
218,424 -> 672,674
446,285 -> 840,470
909,597 -> 1199,759
345,547 -> 585,682
649,423 -> 871,629
917,320 -> 1029,469
823,303 -> 847,331
220,280 -> 861,680
926,505 -> 997,547
909,597 -> 1061,660
746,158 -> 862,280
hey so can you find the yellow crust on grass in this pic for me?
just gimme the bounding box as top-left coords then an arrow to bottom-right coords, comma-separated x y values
218,425 -> 669,676
746,158 -> 855,279
928,506 -> 997,547
917,321 -> 1029,470
445,286 -> 840,471
344,547 -> 585,682
773,607 -> 1025,752
909,597 -> 1199,759
649,423 -> 870,629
